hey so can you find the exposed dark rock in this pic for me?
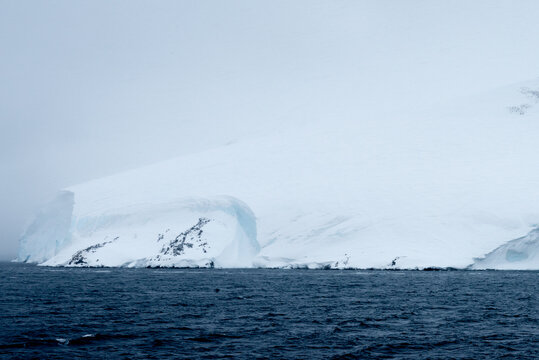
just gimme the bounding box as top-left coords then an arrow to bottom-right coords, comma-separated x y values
161,218 -> 211,256
68,237 -> 119,266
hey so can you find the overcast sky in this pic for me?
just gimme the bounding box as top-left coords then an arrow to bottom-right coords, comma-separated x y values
1,0 -> 539,259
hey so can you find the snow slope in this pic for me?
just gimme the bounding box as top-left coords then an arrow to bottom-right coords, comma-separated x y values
18,79 -> 539,269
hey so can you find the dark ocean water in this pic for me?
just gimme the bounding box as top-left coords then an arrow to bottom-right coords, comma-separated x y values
0,263 -> 537,359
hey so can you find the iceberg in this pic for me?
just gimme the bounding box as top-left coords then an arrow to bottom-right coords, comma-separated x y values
18,80 -> 539,269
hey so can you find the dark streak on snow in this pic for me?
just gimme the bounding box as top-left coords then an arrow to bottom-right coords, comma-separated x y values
508,87 -> 539,115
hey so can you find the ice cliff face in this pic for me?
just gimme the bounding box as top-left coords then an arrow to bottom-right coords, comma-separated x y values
18,80 -> 539,269
19,191 -> 74,264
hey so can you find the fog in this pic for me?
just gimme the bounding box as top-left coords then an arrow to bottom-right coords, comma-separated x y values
1,0 -> 539,260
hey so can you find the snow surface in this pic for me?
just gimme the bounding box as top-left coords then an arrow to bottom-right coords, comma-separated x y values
18,80 -> 539,269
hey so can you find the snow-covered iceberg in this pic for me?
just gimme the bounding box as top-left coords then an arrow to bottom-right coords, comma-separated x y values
18,80 -> 539,269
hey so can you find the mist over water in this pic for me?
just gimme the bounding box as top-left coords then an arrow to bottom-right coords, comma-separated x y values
2,0 -> 539,258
